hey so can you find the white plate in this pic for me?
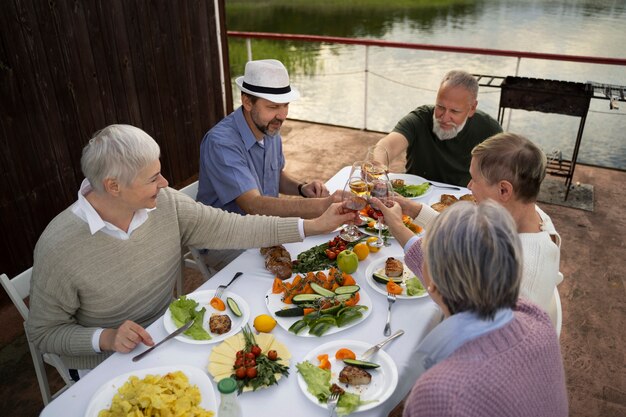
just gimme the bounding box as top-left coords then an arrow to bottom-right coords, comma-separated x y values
427,191 -> 473,207
297,339 -> 398,412
388,173 -> 432,200
265,274 -> 372,337
84,365 -> 217,417
164,290 -> 250,344
364,255 -> 428,299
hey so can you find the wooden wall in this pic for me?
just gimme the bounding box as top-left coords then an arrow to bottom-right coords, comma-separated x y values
0,0 -> 233,288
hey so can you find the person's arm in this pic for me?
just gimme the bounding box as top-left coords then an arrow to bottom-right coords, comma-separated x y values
376,132 -> 409,166
279,170 -> 329,198
236,188 -> 334,219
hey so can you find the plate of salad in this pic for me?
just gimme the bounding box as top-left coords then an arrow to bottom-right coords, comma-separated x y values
364,256 -> 428,299
296,339 -> 398,414
388,173 -> 432,199
266,268 -> 372,337
164,290 -> 250,344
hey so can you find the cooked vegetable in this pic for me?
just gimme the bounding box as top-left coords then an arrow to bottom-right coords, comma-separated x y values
342,358 -> 381,369
210,296 -> 226,311
335,348 -> 356,360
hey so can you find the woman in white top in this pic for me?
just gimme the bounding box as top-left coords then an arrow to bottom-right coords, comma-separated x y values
392,132 -> 562,314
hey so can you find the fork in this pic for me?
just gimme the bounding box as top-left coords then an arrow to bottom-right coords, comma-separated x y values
215,271 -> 243,299
384,292 -> 397,336
427,181 -> 461,190
327,391 -> 340,417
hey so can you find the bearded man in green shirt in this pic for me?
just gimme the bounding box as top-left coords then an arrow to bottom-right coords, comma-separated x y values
375,70 -> 502,186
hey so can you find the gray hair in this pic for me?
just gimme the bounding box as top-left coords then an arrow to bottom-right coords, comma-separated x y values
424,200 -> 522,320
81,124 -> 161,192
472,132 -> 547,202
441,70 -> 479,100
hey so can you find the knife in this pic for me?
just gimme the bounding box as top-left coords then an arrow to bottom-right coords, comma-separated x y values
360,329 -> 404,361
132,319 -> 194,362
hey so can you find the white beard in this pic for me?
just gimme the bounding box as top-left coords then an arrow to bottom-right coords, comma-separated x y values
432,113 -> 467,141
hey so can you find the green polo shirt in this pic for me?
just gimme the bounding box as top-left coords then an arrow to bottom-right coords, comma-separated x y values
394,105 -> 502,186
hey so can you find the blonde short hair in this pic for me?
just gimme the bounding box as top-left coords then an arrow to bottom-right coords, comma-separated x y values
471,132 -> 547,202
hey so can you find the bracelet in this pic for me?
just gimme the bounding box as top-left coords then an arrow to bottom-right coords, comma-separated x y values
298,182 -> 307,197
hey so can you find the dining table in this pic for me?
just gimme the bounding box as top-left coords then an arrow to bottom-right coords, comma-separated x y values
40,166 -> 470,417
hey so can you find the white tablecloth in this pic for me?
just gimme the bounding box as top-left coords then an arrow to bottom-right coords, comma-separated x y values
41,167 -> 466,417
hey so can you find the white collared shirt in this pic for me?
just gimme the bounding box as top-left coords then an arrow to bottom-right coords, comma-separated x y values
70,178 -> 154,240
70,178 -> 155,352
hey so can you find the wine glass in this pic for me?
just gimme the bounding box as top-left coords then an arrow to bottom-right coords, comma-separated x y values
368,176 -> 394,248
365,144 -> 390,179
339,175 -> 369,242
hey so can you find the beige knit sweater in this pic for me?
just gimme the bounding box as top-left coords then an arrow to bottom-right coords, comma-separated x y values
26,187 -> 301,369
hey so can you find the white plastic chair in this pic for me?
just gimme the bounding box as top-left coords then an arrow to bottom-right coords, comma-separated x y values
0,268 -> 74,405
547,286 -> 563,338
178,181 -> 216,288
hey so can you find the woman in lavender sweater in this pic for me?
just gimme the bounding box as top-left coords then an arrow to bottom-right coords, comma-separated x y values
373,199 -> 568,417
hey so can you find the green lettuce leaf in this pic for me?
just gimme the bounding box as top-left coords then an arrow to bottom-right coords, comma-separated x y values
168,296 -> 211,340
296,361 -> 331,402
406,277 -> 426,296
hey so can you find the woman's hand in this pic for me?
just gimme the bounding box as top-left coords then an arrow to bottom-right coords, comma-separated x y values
303,202 -> 361,236
370,197 -> 415,247
100,320 -> 154,353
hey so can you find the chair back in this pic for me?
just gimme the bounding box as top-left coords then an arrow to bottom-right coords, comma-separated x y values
1,268 -> 73,405
177,181 -> 215,286
1,268 -> 31,320
547,287 -> 563,338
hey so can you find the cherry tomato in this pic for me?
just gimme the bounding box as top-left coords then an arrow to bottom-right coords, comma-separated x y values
236,350 -> 244,359
245,358 -> 256,368
251,345 -> 262,357
234,358 -> 244,368
235,367 -> 246,379
246,367 -> 258,379
245,352 -> 256,360
267,350 -> 278,361
326,250 -> 337,260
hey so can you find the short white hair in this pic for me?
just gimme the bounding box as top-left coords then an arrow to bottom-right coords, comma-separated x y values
441,70 -> 479,100
81,124 -> 160,192
424,200 -> 522,319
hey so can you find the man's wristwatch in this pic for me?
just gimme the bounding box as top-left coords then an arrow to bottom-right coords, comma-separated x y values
298,182 -> 308,197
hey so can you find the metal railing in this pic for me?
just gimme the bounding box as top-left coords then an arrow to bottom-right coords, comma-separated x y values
228,30 -> 626,130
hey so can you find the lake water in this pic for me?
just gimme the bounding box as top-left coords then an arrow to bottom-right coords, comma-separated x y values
226,0 -> 626,170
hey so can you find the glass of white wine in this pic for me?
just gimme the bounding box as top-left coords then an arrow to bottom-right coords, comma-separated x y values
339,175 -> 369,242
365,144 -> 390,180
368,176 -> 394,248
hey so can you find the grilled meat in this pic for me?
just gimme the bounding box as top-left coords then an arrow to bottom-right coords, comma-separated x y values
385,257 -> 404,277
460,193 -> 476,202
209,314 -> 232,334
261,245 -> 292,280
330,383 -> 345,395
338,365 -> 372,386
440,194 -> 459,205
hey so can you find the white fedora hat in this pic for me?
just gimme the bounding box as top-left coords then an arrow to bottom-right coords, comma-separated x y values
235,59 -> 300,103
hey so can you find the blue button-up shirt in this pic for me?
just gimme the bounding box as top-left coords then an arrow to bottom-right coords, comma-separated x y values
198,107 -> 285,214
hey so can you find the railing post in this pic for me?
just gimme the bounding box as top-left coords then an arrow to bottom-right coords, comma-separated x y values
505,56 -> 522,131
364,45 -> 369,130
246,38 -> 252,62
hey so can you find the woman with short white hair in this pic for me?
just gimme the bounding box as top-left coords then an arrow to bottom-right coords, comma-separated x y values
25,124 -> 357,376
376,200 -> 568,416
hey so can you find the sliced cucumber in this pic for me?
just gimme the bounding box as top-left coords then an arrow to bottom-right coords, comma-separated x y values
288,319 -> 308,334
372,273 -> 403,285
226,297 -> 242,317
310,282 -> 336,297
292,294 -> 323,304
274,306 -> 305,317
334,285 -> 360,295
320,304 -> 342,315
342,358 -> 381,369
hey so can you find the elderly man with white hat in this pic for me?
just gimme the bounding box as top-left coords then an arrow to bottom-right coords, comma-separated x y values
197,59 -> 338,270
